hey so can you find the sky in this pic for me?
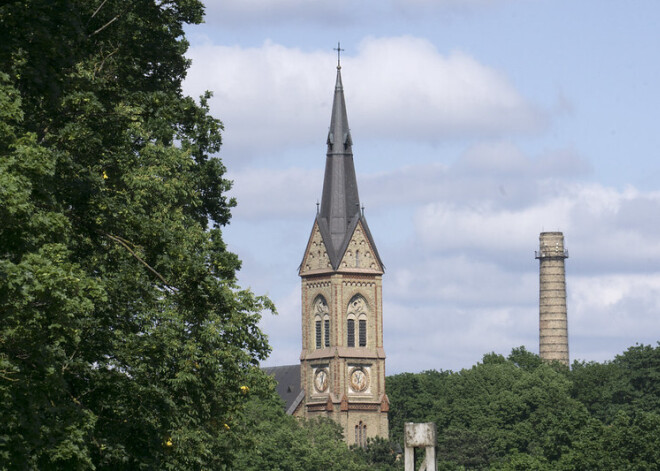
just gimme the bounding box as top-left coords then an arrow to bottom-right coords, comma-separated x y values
182,0 -> 660,374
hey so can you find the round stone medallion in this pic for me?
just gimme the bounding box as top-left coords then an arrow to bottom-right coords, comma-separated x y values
350,367 -> 369,393
314,368 -> 329,393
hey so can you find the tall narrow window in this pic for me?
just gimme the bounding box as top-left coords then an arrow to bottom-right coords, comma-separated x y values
347,295 -> 367,348
347,319 -> 355,347
355,250 -> 360,267
315,320 -> 322,349
356,421 -> 367,447
313,296 -> 328,350
359,424 -> 362,447
324,318 -> 330,347
359,319 -> 367,347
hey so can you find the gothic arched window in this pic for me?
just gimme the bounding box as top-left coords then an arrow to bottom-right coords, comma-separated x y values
347,319 -> 355,347
359,319 -> 366,347
355,421 -> 367,447
347,295 -> 367,348
313,296 -> 329,349
315,320 -> 322,349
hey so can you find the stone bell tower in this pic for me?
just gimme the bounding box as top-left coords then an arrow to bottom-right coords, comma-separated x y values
297,59 -> 388,446
535,232 -> 570,365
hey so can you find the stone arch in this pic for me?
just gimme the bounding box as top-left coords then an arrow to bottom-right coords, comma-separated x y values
355,421 -> 367,447
312,295 -> 329,349
346,294 -> 368,347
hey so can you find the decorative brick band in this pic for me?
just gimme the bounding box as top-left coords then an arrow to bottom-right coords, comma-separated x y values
348,403 -> 380,411
342,281 -> 376,288
307,281 -> 332,288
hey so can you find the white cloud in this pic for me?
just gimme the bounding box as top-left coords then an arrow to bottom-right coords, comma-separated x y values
228,166 -> 322,219
413,176 -> 660,268
569,274 -> 660,362
183,37 -> 546,162
570,275 -> 660,334
227,140 -> 590,222
350,38 -> 545,138
202,0 -> 354,25
260,286 -> 303,367
201,0 -> 513,26
184,41 -> 331,162
384,301 -> 537,373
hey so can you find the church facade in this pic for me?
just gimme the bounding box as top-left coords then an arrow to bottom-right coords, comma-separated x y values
294,63 -> 389,446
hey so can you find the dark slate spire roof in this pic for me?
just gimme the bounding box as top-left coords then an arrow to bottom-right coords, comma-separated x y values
315,65 -> 383,271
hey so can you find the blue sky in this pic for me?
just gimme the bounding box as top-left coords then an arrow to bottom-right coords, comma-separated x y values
183,0 -> 660,373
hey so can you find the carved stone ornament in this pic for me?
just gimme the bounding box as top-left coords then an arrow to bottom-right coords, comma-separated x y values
349,367 -> 369,393
314,368 -> 329,393
302,225 -> 331,273
314,297 -> 329,316
347,296 -> 366,317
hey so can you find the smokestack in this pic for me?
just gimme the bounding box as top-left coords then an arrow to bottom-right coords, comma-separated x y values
535,232 -> 569,365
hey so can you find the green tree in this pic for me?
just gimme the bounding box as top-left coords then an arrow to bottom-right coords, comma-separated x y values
557,411 -> 660,470
0,1 -> 272,468
232,394 -> 371,471
388,345 -> 660,470
611,343 -> 660,414
386,369 -> 451,444
388,349 -> 589,470
507,346 -> 544,371
352,437 -> 401,471
570,343 -> 660,421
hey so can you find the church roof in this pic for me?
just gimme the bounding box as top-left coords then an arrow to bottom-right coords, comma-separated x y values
263,364 -> 303,414
316,66 -> 384,271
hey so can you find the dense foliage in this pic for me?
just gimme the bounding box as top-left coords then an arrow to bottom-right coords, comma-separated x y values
388,344 -> 660,470
228,390 -> 401,471
233,393 -> 370,471
0,1 -> 273,469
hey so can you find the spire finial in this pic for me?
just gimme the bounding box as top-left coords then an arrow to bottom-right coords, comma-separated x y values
334,42 -> 344,69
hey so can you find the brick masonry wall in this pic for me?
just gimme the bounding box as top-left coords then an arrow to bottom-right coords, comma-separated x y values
537,232 -> 569,365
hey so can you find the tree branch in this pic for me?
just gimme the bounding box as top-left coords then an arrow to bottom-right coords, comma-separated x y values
91,0 -> 109,19
91,15 -> 120,36
105,233 -> 175,290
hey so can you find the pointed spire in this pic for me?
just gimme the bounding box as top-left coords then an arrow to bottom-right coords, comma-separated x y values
326,67 -> 353,155
318,63 -> 360,262
307,55 -> 383,272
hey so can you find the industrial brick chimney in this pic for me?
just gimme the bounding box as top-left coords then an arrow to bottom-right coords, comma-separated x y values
535,232 -> 569,365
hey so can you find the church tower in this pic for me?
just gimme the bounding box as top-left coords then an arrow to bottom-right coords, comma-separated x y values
297,60 -> 389,446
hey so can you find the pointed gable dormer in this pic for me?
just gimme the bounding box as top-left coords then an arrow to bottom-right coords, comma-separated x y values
311,65 -> 383,272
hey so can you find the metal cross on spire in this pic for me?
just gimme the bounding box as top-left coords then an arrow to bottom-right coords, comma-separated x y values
334,42 -> 344,69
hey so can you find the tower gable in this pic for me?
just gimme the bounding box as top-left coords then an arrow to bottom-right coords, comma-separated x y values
299,221 -> 333,276
337,220 -> 384,274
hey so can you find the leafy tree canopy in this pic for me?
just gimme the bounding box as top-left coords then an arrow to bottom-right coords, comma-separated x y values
0,1 -> 273,468
233,393 -> 372,471
387,344 -> 660,470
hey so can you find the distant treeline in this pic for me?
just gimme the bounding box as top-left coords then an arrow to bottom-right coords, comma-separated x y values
387,343 -> 660,470
233,343 -> 660,470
